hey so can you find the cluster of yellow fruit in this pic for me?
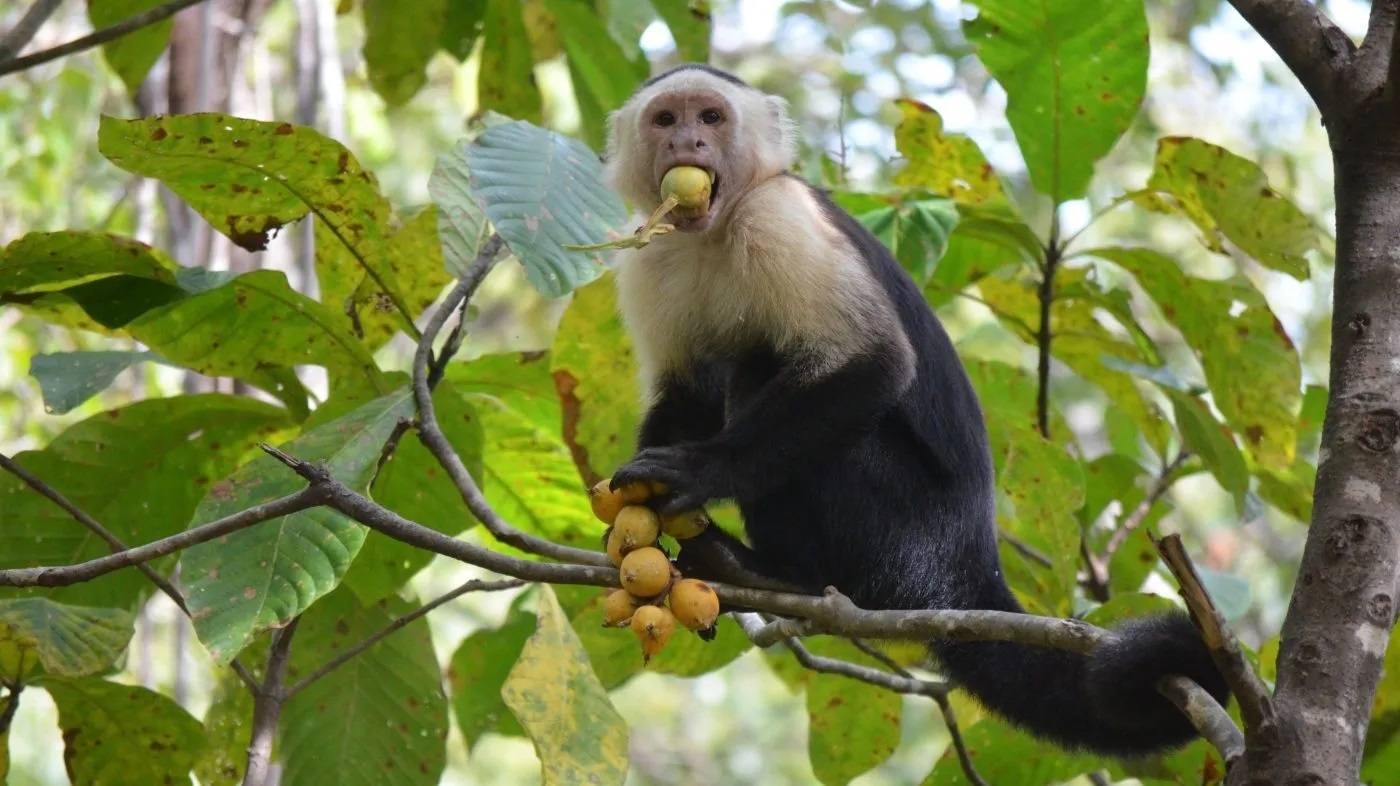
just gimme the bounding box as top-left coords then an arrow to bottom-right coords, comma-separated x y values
588,477 -> 720,663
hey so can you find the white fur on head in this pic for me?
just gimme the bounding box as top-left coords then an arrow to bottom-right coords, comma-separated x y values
603,65 -> 798,210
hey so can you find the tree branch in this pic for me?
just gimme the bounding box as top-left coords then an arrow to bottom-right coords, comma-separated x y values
0,487 -> 326,588
0,452 -> 262,690
0,0 -> 64,63
1158,674 -> 1246,764
1153,532 -> 1276,735
1102,450 -> 1191,562
243,617 -> 299,786
1363,0 -> 1400,91
409,236 -> 609,568
282,577 -> 525,698
0,0 -> 207,77
1223,0 -> 1352,113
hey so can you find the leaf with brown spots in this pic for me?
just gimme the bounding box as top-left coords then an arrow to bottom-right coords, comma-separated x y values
500,585 -> 628,786
1090,246 -> 1301,470
892,99 -> 1009,207
45,678 -> 206,784
280,587 -> 449,786
801,638 -> 901,785
180,388 -> 415,664
1140,137 -> 1325,280
963,0 -> 1149,203
0,598 -> 133,678
0,395 -> 292,611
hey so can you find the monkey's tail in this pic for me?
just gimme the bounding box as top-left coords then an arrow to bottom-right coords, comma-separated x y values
928,584 -> 1232,758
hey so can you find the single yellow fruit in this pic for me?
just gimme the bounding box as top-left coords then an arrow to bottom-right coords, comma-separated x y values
606,506 -> 661,565
631,604 -> 677,661
661,166 -> 713,214
603,589 -> 641,627
669,578 -> 720,631
619,546 -> 673,598
617,481 -> 653,505
588,478 -> 627,525
660,509 -> 709,540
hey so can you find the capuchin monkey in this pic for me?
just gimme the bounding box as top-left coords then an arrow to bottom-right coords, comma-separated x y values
602,63 -> 1231,759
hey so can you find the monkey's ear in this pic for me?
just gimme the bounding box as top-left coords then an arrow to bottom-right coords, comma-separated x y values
762,94 -> 799,168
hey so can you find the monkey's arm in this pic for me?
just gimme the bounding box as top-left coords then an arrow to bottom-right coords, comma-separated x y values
635,367 -> 726,449
613,345 -> 910,513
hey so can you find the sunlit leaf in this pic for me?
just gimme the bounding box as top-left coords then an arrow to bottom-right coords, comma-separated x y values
803,639 -> 901,785
651,0 -> 711,62
543,0 -> 647,120
963,0 -> 1149,203
280,587 -> 449,786
1166,390 -> 1248,506
0,395 -> 291,610
0,231 -> 177,295
1142,137 -> 1324,280
549,273 -> 642,483
892,99 -> 1008,206
363,0 -> 447,106
181,389 -> 414,664
465,121 -> 629,297
45,678 -> 206,784
501,585 -> 629,785
0,599 -> 132,679
1090,246 -> 1301,469
440,0 -> 488,59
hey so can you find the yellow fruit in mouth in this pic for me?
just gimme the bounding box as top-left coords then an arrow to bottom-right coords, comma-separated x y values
661,166 -> 713,214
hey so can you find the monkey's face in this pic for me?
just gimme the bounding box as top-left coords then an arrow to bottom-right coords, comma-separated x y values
639,89 -> 735,233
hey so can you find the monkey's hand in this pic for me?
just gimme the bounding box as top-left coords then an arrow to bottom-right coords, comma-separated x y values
611,444 -> 732,514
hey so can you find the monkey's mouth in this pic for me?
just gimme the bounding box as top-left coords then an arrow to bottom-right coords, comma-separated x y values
666,171 -> 720,233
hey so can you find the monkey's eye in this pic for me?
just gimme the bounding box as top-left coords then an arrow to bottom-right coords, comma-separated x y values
654,111 -> 677,127
699,109 -> 723,125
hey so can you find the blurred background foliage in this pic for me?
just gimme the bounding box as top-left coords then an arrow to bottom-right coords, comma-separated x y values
0,0 -> 1360,783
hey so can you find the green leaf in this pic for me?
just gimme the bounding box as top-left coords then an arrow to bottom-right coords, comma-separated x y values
449,605 -> 535,748
181,389 -> 415,664
501,585 -> 629,785
193,665 -> 255,786
892,99 -> 1008,206
549,273 -> 642,482
842,192 -> 960,285
804,640 -> 901,785
347,382 -> 485,602
440,0 -> 489,59
925,711 -> 1102,784
281,587 -> 449,786
28,350 -> 156,415
0,395 -> 292,610
123,269 -> 384,387
0,231 -> 178,294
45,678 -> 206,785
0,599 -> 133,679
990,419 -> 1084,615
479,0 -> 544,124
465,120 -> 629,297
1090,246 -> 1301,469
363,0 -> 447,106
428,148 -> 494,277
543,0 -> 646,119
1167,390 -> 1249,505
1142,137 -> 1323,280
651,0 -> 711,62
924,206 -> 1039,307
963,0 -> 1149,204
1196,566 -> 1253,623
88,0 -> 174,95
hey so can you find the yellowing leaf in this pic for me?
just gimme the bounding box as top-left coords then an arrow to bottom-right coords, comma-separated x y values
501,586 -> 629,785
893,99 -> 1007,207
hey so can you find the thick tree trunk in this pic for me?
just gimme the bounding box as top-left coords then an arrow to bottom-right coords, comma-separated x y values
1227,82 -> 1400,786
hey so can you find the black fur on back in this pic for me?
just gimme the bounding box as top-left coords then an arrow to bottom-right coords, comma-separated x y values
739,174 -> 1233,757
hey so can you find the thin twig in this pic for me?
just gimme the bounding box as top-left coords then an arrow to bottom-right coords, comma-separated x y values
1153,532 -> 1276,736
0,486 -> 326,588
999,530 -> 1054,568
1158,674 -> 1246,764
243,618 -> 300,786
0,0 -> 207,77
0,452 -> 261,690
283,577 -> 525,698
0,681 -> 21,734
1102,450 -> 1191,562
1035,219 -> 1062,439
410,236 -> 610,567
932,692 -> 990,786
848,637 -> 913,678
0,0 -> 65,62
